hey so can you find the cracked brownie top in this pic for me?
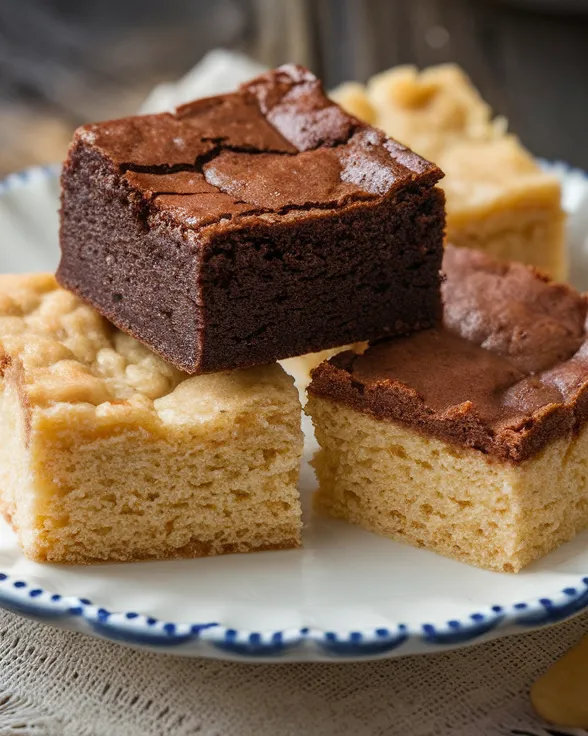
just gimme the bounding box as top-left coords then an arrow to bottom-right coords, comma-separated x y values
73,64 -> 442,232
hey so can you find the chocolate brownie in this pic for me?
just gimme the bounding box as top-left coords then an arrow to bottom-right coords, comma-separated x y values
309,245 -> 588,462
57,64 -> 445,374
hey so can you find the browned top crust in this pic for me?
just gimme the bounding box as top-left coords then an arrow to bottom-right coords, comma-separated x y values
72,64 -> 442,232
308,245 -> 588,463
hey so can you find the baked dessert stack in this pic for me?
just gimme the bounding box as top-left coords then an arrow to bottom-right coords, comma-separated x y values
0,64 -> 446,564
5,62 -> 578,574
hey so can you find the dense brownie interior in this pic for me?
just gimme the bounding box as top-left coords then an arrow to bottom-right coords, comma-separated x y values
309,245 -> 588,462
58,65 -> 445,373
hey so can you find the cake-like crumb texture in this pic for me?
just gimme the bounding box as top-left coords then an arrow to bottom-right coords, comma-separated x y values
308,398 -> 588,573
307,246 -> 588,571
0,274 -> 303,564
332,63 -> 566,279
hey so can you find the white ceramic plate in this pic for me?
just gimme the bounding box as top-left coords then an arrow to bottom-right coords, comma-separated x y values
1,163 -> 588,662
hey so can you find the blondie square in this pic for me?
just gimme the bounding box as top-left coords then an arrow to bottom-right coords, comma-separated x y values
307,246 -> 588,572
0,274 -> 303,564
332,64 -> 566,280
58,64 -> 445,375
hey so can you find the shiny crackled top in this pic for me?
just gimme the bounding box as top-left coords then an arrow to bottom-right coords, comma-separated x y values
70,64 -> 442,230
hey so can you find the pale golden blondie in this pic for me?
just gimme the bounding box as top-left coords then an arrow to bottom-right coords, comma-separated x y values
308,246 -> 588,573
0,274 -> 303,564
332,64 -> 566,280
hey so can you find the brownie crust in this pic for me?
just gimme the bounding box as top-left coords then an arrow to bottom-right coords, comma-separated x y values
57,64 -> 445,374
309,246 -> 588,463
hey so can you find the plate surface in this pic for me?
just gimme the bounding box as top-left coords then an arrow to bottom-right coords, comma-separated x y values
1,164 -> 588,661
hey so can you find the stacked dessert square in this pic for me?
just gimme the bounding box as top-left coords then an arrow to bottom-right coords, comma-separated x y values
308,246 -> 588,572
57,65 -> 444,373
0,276 -> 303,563
1,63 -> 585,573
0,65 -> 447,564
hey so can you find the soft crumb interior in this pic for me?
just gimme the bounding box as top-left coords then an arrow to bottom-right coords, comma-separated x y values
438,137 -> 566,280
0,381 -> 30,539
308,397 -> 588,573
4,369 -> 303,564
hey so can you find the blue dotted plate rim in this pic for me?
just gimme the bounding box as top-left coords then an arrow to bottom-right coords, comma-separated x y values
1,163 -> 588,659
0,571 -> 587,657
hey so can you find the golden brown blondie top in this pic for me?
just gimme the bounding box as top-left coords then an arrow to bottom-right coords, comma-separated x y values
0,275 -> 294,423
0,274 -> 185,408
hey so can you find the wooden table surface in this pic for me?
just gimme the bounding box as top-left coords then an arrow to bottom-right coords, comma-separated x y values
1,0 -> 588,176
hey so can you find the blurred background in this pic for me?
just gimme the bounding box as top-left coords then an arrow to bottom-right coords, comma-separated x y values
1,0 -> 588,176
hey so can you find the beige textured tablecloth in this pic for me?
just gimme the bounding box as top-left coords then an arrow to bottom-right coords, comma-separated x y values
0,608 -> 585,736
